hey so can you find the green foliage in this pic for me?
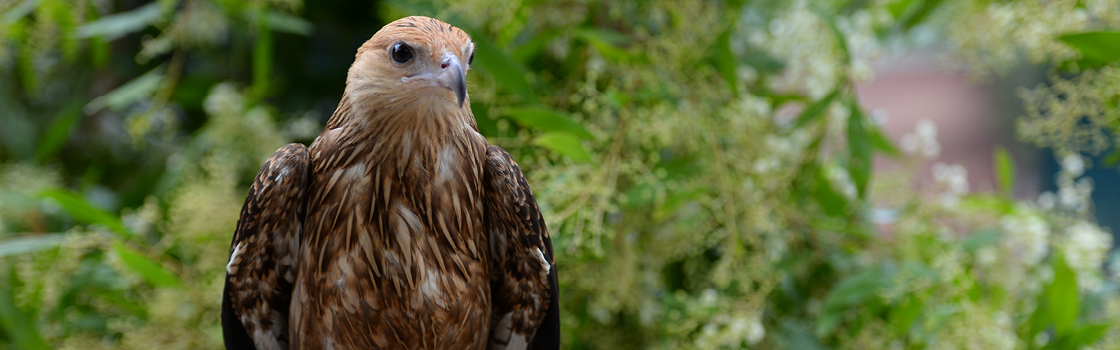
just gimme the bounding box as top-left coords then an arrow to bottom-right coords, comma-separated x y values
111,241 -> 183,289
1059,31 -> 1120,68
3,0 -> 1120,349
993,146 -> 1016,197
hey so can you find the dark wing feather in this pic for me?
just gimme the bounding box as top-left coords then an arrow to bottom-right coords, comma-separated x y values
483,145 -> 560,350
222,143 -> 310,350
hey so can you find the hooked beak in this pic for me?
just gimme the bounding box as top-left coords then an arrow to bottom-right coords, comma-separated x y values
435,54 -> 467,107
400,52 -> 468,107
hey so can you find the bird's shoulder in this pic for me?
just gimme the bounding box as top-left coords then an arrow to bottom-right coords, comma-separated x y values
223,142 -> 311,350
482,145 -> 560,350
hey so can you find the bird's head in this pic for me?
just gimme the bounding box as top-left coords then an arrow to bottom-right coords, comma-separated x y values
344,16 -> 475,123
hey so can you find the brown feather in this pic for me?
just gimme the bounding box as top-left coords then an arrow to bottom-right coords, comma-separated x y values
292,16 -> 490,350
224,143 -> 310,350
224,16 -> 557,350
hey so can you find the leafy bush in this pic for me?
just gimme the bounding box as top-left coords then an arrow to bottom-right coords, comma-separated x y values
2,0 -> 1120,349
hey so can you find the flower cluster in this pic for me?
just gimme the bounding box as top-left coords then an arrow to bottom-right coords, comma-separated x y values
1017,70 -> 1120,157
932,162 -> 968,207
756,1 -> 842,99
947,0 -> 1103,77
1062,221 -> 1112,291
1038,154 -> 1095,212
1000,212 -> 1050,267
900,119 -> 941,158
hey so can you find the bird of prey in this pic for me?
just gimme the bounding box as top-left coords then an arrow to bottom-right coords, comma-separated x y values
221,16 -> 559,350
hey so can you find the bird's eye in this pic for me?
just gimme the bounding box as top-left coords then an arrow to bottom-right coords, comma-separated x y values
391,43 -> 413,64
468,52 -> 474,65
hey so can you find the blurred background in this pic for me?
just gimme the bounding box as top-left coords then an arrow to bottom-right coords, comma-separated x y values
3,0 -> 1120,349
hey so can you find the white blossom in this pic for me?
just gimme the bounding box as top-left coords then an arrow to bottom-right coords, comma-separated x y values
825,164 -> 858,200
745,317 -> 765,345
700,289 -> 717,306
900,118 -> 941,158
976,246 -> 998,266
870,108 -> 889,126
1055,173 -> 1093,212
932,163 -> 969,194
1062,221 -> 1112,273
1001,213 -> 1049,266
933,162 -> 969,208
939,192 -> 961,208
1038,191 -> 1056,209
1061,153 -> 1085,177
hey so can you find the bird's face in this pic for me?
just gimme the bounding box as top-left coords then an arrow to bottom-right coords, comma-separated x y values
389,35 -> 473,108
346,16 -> 475,117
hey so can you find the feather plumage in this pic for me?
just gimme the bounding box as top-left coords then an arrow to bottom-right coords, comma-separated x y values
223,143 -> 309,350
222,16 -> 558,350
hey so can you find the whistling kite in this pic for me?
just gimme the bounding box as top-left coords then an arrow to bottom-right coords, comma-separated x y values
221,16 -> 559,350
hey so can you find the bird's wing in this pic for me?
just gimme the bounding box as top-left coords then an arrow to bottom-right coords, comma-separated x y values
222,143 -> 310,350
483,145 -> 560,350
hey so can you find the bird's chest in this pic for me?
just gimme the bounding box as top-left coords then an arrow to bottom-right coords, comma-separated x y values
334,155 -> 489,283
298,144 -> 492,348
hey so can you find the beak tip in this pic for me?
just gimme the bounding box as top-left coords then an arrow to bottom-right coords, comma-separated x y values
456,71 -> 467,108
435,53 -> 468,108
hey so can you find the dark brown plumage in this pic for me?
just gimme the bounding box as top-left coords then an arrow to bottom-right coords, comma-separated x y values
222,16 -> 558,350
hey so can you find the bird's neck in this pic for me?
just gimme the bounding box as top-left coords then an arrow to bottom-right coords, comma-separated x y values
321,94 -> 484,174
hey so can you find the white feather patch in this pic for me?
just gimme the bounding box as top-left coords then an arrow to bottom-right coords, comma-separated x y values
420,268 -> 447,308
344,162 -> 366,180
436,146 -> 458,183
533,247 -> 550,275
226,242 -> 244,275
490,312 -> 513,346
252,328 -> 284,350
491,311 -> 530,350
273,164 -> 290,183
506,334 -> 529,350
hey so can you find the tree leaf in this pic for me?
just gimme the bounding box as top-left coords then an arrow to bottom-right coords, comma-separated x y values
504,106 -> 592,139
821,269 -> 890,310
816,266 -> 893,336
533,131 -> 593,163
263,10 -> 313,36
848,100 -> 871,199
1,0 -> 42,25
1059,31 -> 1120,66
888,291 -> 924,337
896,0 -> 946,31
84,66 -> 164,114
712,28 -> 739,96
75,2 -> 164,41
111,241 -> 182,288
1047,253 -> 1079,337
510,30 -> 558,64
1104,147 -> 1120,166
35,98 -> 84,164
868,121 -> 900,156
38,188 -> 131,237
0,234 -> 67,258
576,28 -> 643,64
961,229 -> 1001,253
795,89 -> 839,128
1070,323 -> 1111,347
467,25 -> 538,104
993,146 -> 1016,196
887,0 -> 916,19
0,280 -> 51,350
253,15 -> 274,99
780,320 -> 829,350
816,10 -> 850,66
813,165 -> 849,217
